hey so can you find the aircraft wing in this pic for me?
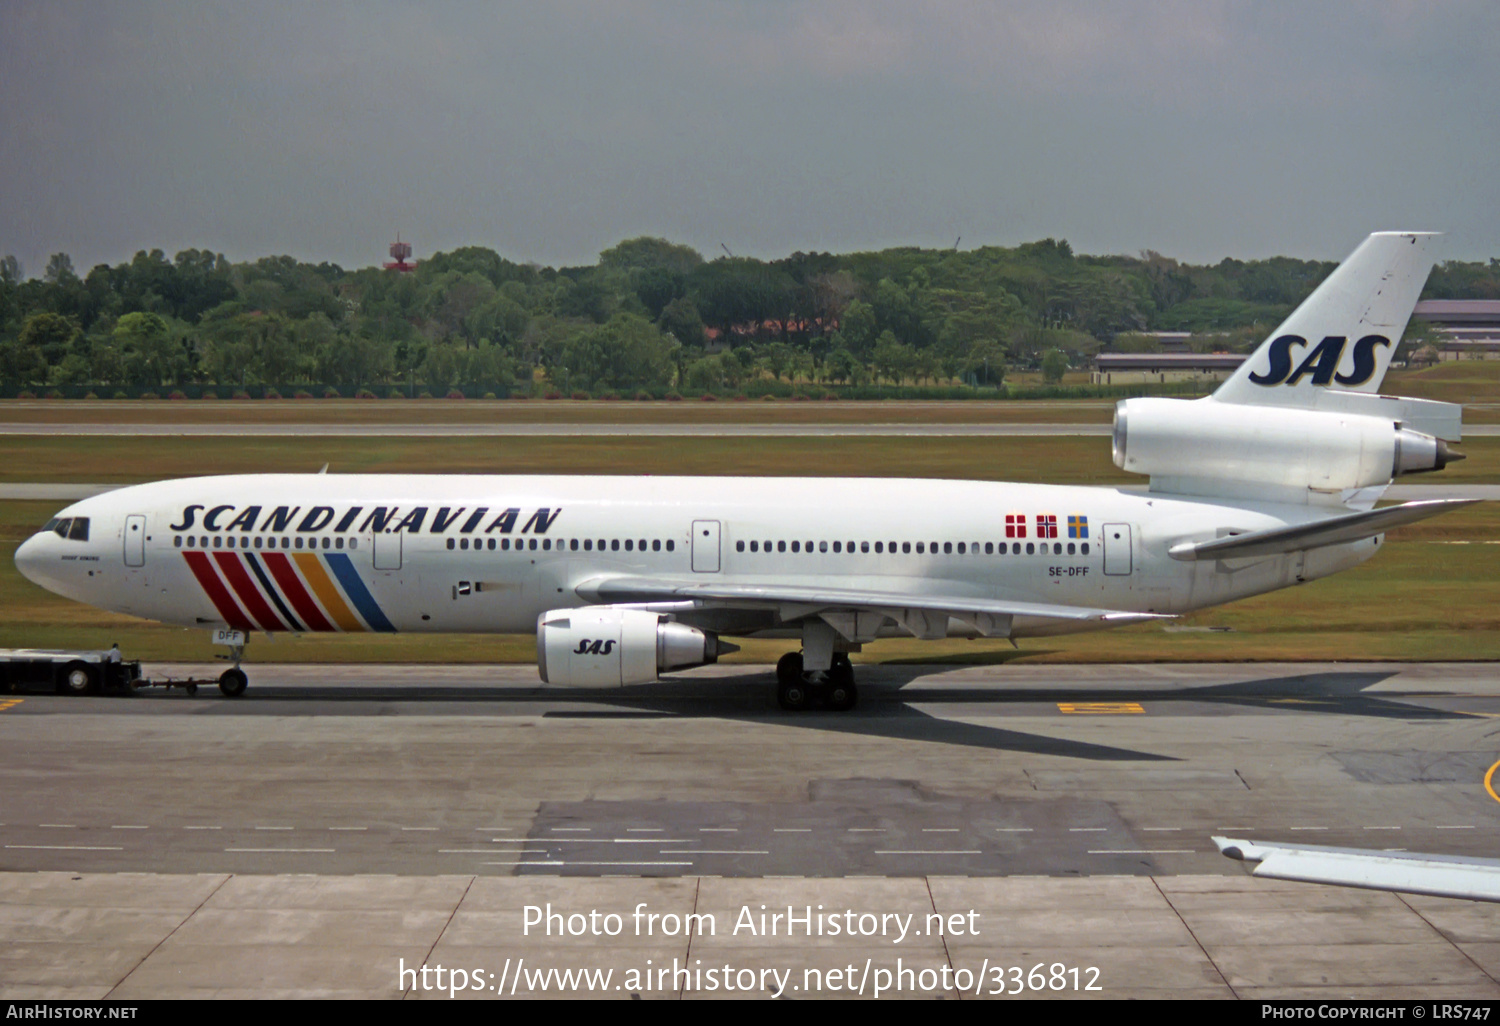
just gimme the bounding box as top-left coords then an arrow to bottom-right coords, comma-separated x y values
576,575 -> 1168,629
1214,836 -> 1500,902
1168,498 -> 1478,562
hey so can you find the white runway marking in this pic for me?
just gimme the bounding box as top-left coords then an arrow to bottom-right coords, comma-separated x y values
530,861 -> 694,867
6,845 -> 123,851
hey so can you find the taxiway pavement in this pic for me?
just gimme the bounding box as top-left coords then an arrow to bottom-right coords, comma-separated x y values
3,661 -> 1499,999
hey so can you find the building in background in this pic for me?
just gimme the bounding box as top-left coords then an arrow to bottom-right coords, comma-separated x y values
1092,352 -> 1245,385
1411,300 -> 1500,361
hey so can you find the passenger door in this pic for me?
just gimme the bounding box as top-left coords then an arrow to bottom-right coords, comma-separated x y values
1102,523 -> 1133,576
373,530 -> 402,570
691,520 -> 721,573
124,515 -> 146,567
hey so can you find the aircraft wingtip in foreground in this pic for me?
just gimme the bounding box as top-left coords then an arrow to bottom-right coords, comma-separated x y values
13,231 -> 1474,709
1215,836 -> 1500,904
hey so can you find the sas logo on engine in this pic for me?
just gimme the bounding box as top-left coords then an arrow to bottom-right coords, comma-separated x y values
1248,334 -> 1391,388
574,639 -> 617,656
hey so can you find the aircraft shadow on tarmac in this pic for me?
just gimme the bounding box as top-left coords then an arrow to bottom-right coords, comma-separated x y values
145,666 -> 1475,764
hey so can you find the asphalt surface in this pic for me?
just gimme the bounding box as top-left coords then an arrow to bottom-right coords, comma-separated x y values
5,660 -> 1500,999
3,661 -> 1498,878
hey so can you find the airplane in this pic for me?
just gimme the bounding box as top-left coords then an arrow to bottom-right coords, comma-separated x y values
12,231 -> 1474,708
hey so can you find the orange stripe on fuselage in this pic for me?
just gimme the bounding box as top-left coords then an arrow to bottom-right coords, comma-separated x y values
293,552 -> 364,632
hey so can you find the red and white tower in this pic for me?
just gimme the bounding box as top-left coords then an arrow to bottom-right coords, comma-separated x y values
384,234 -> 415,272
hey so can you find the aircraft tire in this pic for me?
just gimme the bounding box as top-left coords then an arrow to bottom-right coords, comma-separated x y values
218,668 -> 248,698
825,678 -> 858,712
776,678 -> 811,712
775,652 -> 804,687
59,662 -> 97,696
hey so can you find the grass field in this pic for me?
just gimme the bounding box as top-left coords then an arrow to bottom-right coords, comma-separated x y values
1,422 -> 1496,666
4,433 -> 1500,485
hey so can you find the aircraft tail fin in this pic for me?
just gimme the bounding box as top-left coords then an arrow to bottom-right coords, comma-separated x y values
1213,232 -> 1439,408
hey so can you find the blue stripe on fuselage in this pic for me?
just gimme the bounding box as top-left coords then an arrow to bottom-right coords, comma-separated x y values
325,552 -> 397,633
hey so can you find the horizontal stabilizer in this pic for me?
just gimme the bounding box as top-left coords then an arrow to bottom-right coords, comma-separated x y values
576,576 -> 1168,626
1168,498 -> 1478,562
1215,836 -> 1500,903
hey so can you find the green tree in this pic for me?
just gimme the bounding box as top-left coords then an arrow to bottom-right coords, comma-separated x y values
555,313 -> 679,393
598,237 -> 703,276
836,299 -> 878,355
1040,348 -> 1069,384
18,312 -> 79,366
114,311 -> 176,386
658,296 -> 707,349
871,331 -> 914,384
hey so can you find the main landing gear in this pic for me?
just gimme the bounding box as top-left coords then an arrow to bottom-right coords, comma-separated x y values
775,652 -> 858,712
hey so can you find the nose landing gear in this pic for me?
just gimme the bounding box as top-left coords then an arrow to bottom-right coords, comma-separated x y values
217,667 -> 248,698
216,635 -> 249,698
775,651 -> 858,712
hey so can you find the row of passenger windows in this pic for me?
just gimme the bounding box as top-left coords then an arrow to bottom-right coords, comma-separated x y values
167,531 -> 1087,558
173,534 -> 356,551
736,538 -> 1090,557
445,536 -> 676,553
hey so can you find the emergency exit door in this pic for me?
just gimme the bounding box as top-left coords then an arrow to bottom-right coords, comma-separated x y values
691,520 -> 721,573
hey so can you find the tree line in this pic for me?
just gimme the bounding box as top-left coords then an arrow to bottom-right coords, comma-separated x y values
1,237 -> 1495,397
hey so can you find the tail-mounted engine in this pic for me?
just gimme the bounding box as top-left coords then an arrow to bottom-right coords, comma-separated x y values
1112,395 -> 1463,504
536,607 -> 734,687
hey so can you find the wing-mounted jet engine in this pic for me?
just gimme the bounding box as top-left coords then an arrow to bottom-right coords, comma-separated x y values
536,607 -> 737,687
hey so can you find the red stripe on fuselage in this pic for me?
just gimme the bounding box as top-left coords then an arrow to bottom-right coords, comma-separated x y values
212,551 -> 288,632
183,551 -> 255,631
262,551 -> 335,632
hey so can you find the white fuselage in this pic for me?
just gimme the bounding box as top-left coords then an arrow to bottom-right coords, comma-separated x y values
14,473 -> 1380,641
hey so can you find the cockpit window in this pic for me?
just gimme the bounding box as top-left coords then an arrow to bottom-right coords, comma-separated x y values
43,517 -> 90,541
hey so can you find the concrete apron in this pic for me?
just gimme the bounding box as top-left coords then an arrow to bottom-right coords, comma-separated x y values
3,872 -> 1500,999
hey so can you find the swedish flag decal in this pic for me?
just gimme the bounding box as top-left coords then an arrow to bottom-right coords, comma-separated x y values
1068,515 -> 1089,539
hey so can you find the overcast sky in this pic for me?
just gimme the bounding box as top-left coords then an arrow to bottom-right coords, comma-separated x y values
2,1 -> 1497,276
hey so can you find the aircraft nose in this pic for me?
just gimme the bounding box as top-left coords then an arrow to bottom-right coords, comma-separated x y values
14,532 -> 50,589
